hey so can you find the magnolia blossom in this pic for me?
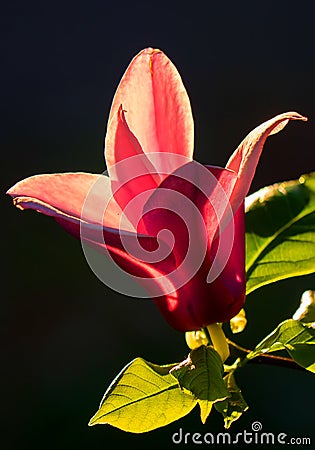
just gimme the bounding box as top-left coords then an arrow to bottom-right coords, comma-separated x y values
7,48 -> 306,332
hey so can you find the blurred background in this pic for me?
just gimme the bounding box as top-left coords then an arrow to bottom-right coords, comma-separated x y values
2,1 -> 315,449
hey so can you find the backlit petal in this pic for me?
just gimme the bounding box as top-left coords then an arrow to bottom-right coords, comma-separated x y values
106,106 -> 161,226
142,162 -> 238,258
226,111 -> 307,211
7,172 -> 132,231
7,172 -> 176,297
105,48 -> 194,172
154,204 -> 246,331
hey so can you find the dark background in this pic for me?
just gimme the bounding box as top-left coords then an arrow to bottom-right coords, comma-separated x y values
2,1 -> 315,449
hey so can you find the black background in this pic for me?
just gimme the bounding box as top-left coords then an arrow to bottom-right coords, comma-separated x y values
2,1 -> 315,449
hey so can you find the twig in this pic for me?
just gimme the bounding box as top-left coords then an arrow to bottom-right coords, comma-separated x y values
227,339 -> 305,371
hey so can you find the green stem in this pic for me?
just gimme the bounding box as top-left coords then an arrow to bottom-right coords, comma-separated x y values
206,323 -> 230,362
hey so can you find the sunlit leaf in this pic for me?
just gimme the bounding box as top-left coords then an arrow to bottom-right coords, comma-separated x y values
245,172 -> 315,294
215,372 -> 248,428
170,346 -> 228,424
246,319 -> 315,372
89,358 -> 197,433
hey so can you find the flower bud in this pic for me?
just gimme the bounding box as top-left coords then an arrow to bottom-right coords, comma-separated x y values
185,330 -> 208,350
293,290 -> 315,323
230,308 -> 247,334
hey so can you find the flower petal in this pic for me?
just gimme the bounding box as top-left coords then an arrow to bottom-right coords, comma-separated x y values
105,48 -> 194,171
106,106 -> 161,227
106,104 -> 160,177
142,161 -> 238,259
7,172 -> 132,231
75,223 -> 177,299
154,204 -> 246,331
226,111 -> 308,212
7,172 -> 177,298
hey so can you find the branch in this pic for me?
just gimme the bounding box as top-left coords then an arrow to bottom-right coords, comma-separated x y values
227,339 -> 305,371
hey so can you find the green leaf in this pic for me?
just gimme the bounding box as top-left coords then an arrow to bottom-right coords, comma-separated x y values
170,346 -> 229,424
89,358 -> 197,433
289,343 -> 315,372
245,172 -> 315,294
215,372 -> 249,429
247,319 -> 315,372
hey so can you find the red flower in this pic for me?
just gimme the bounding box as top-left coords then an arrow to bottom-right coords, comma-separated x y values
7,48 -> 306,332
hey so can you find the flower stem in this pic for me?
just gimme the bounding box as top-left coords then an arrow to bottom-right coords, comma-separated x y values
206,323 -> 230,363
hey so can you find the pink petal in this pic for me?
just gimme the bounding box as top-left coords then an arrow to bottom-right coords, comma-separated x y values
153,204 -> 246,331
54,216 -> 178,300
7,172 -> 132,231
142,162 -> 238,247
7,172 -> 177,297
106,105 -> 159,173
105,48 -> 194,172
106,106 -> 161,227
226,111 -> 308,211
141,162 -> 238,294
74,224 -> 177,298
